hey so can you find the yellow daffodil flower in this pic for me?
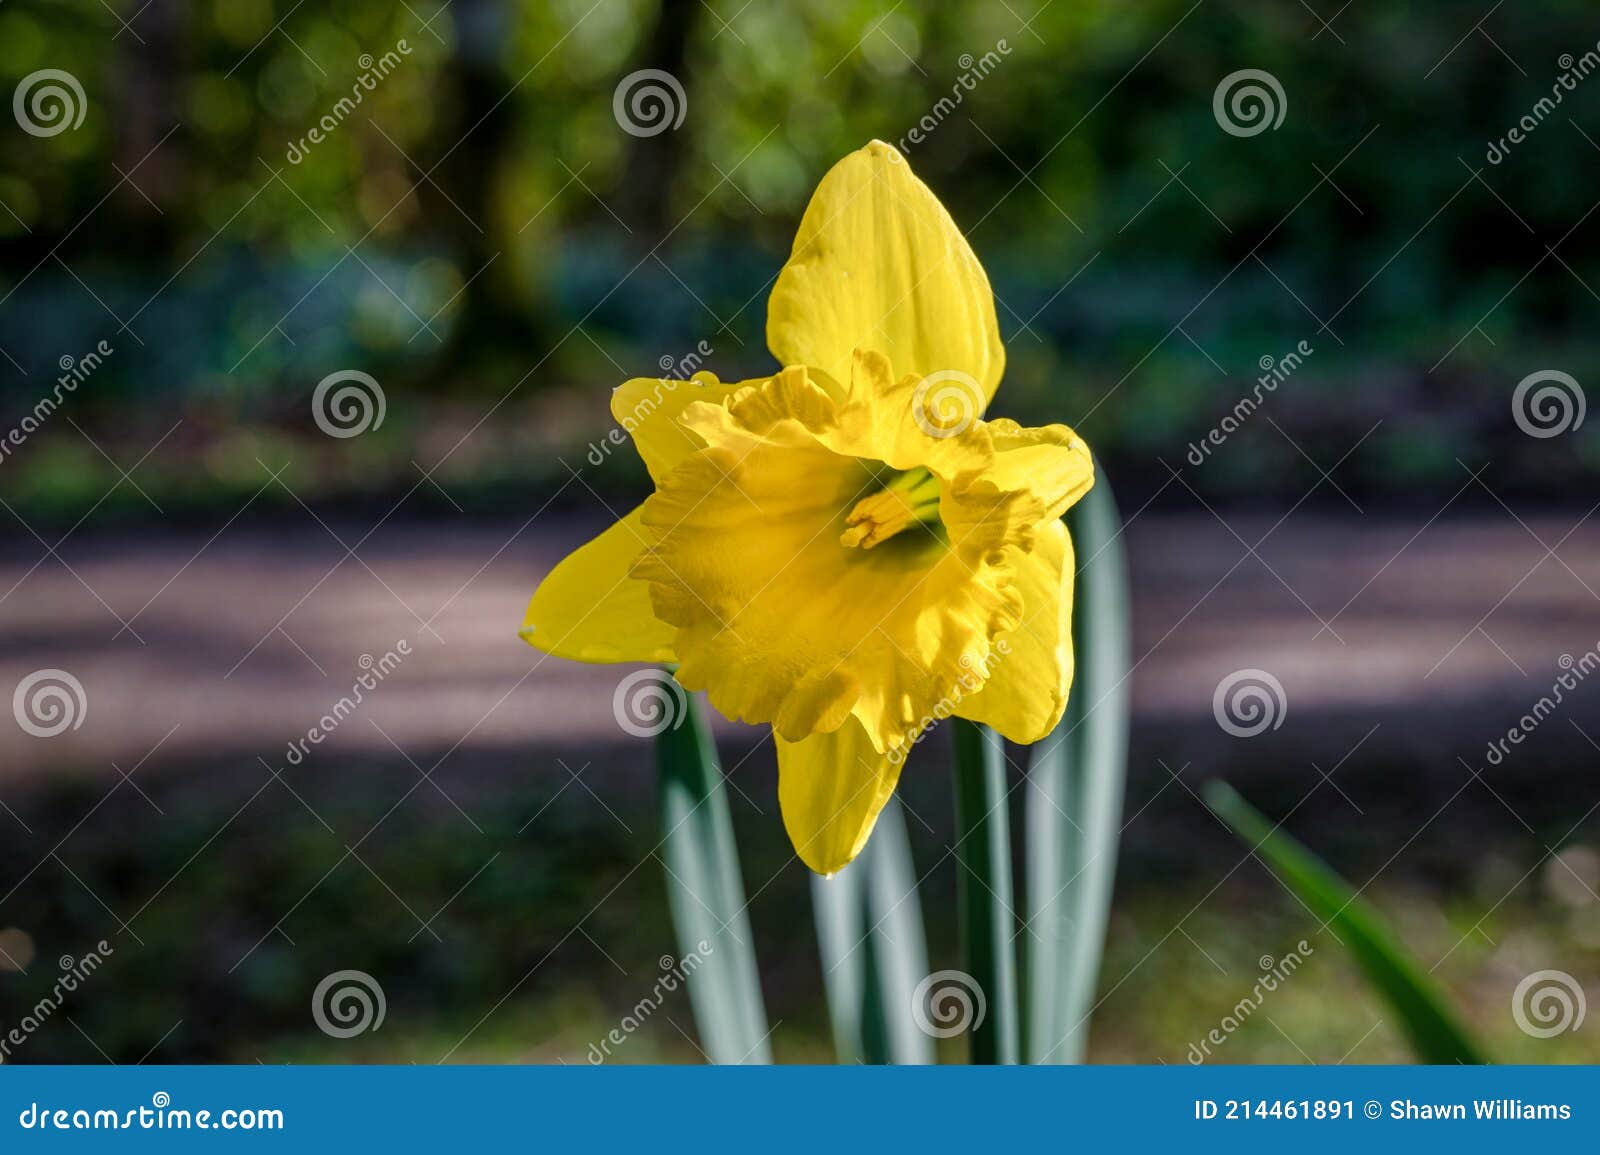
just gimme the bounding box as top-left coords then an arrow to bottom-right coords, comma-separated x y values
521,141 -> 1093,875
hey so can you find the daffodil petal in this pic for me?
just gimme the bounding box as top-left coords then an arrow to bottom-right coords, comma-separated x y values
635,370 -> 1022,753
827,348 -> 996,478
777,716 -> 903,874
520,505 -> 675,663
610,371 -> 746,482
766,140 -> 1005,402
975,418 -> 1095,522
955,517 -> 1075,743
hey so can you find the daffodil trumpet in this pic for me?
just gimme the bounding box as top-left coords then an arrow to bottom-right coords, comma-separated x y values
521,140 -> 1093,877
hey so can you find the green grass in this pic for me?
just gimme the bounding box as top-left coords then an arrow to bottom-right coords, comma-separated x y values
2,750 -> 1595,1065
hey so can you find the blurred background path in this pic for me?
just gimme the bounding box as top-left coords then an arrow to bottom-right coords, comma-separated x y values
4,509 -> 1598,782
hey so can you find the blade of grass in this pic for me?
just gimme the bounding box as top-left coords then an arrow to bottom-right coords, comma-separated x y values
1204,779 -> 1487,1065
1025,465 -> 1131,1064
951,718 -> 1020,1064
656,678 -> 770,1063
811,796 -> 933,1064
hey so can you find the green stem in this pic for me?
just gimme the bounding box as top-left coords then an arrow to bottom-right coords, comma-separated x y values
858,927 -> 891,1064
656,677 -> 770,1063
811,795 -> 932,1064
951,718 -> 1019,1064
810,855 -> 867,1063
1025,467 -> 1131,1064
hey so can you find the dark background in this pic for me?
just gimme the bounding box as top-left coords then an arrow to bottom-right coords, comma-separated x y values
0,0 -> 1596,1063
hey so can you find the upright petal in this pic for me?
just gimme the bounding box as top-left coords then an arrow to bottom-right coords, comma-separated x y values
777,716 -> 904,874
954,518 -> 1075,743
520,506 -> 675,663
766,141 -> 1005,402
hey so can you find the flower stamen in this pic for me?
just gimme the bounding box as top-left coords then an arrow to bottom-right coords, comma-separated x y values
840,467 -> 942,549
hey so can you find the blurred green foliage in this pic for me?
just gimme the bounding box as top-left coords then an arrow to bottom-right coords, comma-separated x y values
2,0 -> 1598,511
2,744 -> 1596,1064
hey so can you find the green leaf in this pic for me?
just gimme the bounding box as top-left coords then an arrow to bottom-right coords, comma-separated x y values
811,795 -> 934,1064
1204,780 -> 1488,1065
655,679 -> 770,1063
952,718 -> 1020,1064
1025,465 -> 1131,1064
810,843 -> 867,1062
